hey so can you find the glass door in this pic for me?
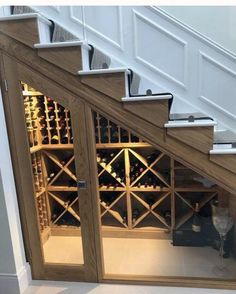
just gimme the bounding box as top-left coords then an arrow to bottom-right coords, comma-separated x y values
1,53 -> 98,282
92,110 -> 236,281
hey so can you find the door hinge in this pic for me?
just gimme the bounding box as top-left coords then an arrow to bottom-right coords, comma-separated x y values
4,79 -> 8,92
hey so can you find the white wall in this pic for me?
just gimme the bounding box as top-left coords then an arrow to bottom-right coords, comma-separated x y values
0,173 -> 16,274
161,6 -> 236,55
29,6 -> 236,133
0,86 -> 31,293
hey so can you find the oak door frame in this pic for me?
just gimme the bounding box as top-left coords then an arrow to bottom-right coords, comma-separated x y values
0,52 -> 103,282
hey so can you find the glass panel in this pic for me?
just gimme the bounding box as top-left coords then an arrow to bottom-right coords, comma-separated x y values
93,110 -> 236,279
22,82 -> 84,265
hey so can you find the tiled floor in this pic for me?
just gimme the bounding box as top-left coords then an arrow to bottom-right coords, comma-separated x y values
43,236 -> 236,279
23,281 -> 236,294
43,236 -> 84,264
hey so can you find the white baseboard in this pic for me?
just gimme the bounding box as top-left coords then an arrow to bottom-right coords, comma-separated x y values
0,263 -> 32,294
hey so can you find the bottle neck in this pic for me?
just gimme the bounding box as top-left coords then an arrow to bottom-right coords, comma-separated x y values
195,203 -> 200,213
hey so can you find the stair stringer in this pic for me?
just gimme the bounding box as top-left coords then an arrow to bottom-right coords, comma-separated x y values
0,30 -> 236,195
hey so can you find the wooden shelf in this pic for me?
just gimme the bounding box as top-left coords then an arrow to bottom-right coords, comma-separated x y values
23,82 -> 219,237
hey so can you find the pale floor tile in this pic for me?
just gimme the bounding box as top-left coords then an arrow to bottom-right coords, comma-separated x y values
43,236 -> 84,264
43,236 -> 236,278
23,281 -> 236,294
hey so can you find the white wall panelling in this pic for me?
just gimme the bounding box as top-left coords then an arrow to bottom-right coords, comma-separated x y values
199,52 -> 236,121
70,6 -> 124,51
85,6 -> 123,51
160,6 -> 236,56
50,6 -> 60,13
7,6 -> 236,131
133,10 -> 188,88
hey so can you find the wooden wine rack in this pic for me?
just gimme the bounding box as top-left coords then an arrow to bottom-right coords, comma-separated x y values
22,82 -> 219,239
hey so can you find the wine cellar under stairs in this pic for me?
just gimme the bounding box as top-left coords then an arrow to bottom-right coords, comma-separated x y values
23,82 -> 219,241
0,12 -> 236,195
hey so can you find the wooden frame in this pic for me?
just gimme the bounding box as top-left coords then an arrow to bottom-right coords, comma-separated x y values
0,31 -> 235,193
0,53 -> 100,282
0,29 -> 236,288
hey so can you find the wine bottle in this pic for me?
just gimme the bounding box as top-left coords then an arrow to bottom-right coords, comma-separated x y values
121,129 -> 129,142
153,181 -> 158,189
132,209 -> 140,224
51,130 -> 59,144
57,105 -> 65,113
69,130 -> 73,144
49,119 -> 57,128
122,211 -> 127,224
148,176 -> 153,187
163,210 -> 171,226
42,135 -> 49,144
99,117 -> 108,127
35,100 -> 44,108
131,134 -> 139,142
192,202 -> 201,232
60,131 -> 69,144
101,127 -> 109,143
146,152 -> 158,166
47,172 -> 55,182
146,195 -> 155,208
120,176 -> 125,184
39,117 -> 46,126
101,153 -> 109,165
130,175 -> 136,183
111,128 -> 119,143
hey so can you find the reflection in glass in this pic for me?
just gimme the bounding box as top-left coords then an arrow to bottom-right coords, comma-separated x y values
94,111 -> 236,280
22,82 -> 83,265
211,200 -> 234,275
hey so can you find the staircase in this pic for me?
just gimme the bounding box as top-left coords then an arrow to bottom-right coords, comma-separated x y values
0,8 -> 236,194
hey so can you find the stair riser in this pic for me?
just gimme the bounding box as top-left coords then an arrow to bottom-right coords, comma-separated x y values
81,72 -> 127,101
0,17 -> 50,47
1,30 -> 236,194
123,100 -> 169,128
37,47 -> 84,75
166,127 -> 214,153
210,154 -> 236,174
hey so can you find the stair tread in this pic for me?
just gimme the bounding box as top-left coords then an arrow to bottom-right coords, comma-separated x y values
0,12 -> 51,26
169,112 -> 212,121
122,94 -> 172,102
78,67 -> 130,75
34,41 -> 90,49
165,120 -> 217,128
210,145 -> 236,154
